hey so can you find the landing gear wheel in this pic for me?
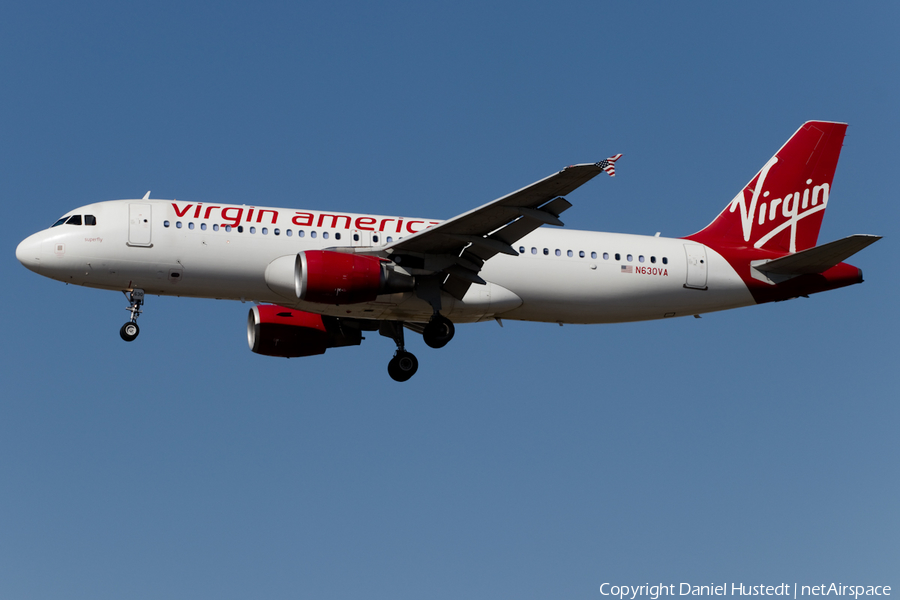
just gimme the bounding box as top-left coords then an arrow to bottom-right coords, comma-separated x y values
423,314 -> 455,349
120,289 -> 145,342
388,351 -> 418,382
120,322 -> 140,342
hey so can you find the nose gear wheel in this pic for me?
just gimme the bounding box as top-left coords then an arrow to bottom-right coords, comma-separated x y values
120,289 -> 145,341
120,321 -> 140,342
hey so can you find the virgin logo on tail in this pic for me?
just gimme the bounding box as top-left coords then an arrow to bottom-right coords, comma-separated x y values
728,155 -> 831,253
687,121 -> 846,255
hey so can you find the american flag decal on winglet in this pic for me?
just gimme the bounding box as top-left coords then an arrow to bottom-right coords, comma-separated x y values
597,154 -> 623,177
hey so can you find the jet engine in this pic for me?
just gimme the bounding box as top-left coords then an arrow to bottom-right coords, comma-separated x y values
297,250 -> 414,304
247,304 -> 362,358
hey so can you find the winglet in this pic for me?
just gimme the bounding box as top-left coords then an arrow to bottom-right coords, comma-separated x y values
597,154 -> 623,177
142,191 -> 151,200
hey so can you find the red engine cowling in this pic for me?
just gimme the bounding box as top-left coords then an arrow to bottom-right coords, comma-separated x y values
298,250 -> 412,305
247,305 -> 361,358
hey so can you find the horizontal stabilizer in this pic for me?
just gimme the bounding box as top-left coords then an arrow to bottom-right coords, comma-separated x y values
755,234 -> 881,276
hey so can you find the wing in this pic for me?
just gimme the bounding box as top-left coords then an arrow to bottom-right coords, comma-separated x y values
381,157 -> 621,300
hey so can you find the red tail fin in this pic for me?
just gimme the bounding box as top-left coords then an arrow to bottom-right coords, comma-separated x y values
688,121 -> 847,254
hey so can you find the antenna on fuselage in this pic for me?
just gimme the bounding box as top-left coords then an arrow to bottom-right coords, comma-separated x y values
142,191 -> 150,200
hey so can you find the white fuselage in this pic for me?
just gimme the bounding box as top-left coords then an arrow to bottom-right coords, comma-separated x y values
17,199 -> 756,324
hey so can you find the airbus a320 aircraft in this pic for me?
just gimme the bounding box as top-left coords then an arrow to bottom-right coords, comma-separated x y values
17,121 -> 880,381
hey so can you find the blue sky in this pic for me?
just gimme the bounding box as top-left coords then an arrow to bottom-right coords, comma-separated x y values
2,2 -> 898,599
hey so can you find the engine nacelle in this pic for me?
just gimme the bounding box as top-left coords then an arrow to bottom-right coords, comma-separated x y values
298,250 -> 414,305
247,305 -> 361,358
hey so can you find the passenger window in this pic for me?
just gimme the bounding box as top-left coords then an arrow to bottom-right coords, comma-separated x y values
298,230 -> 305,237
579,250 -> 585,258
52,217 -> 68,227
250,226 -> 256,234
615,253 -> 620,261
213,224 -> 220,231
323,232 -> 329,239
84,215 -> 96,226
532,247 -> 537,255
189,222 -> 195,230
627,254 -> 633,262
591,251 -> 598,259
639,255 -> 644,262
650,256 -> 656,263
603,252 -> 609,260
337,233 -> 342,240
387,236 -> 393,243
519,246 -> 525,254
176,221 -> 182,229
555,249 -> 561,256
567,250 -> 573,257
274,228 -> 280,235
237,226 -> 243,233
662,257 -> 668,264
543,248 -> 549,255
225,225 -> 232,232
164,220 -> 170,228
262,227 -> 268,234
201,223 -> 207,231
66,215 -> 82,226
353,233 -> 359,241
311,231 -> 317,238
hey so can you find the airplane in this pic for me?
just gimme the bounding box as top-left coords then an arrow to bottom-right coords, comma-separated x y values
16,121 -> 880,381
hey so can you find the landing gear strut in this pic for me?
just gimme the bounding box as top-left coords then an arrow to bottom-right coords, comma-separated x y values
423,313 -> 455,349
120,289 -> 144,342
380,322 -> 418,382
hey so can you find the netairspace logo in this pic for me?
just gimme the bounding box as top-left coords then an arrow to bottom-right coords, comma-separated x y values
599,584 -> 892,600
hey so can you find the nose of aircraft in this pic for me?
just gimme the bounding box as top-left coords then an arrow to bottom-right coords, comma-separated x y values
16,233 -> 42,274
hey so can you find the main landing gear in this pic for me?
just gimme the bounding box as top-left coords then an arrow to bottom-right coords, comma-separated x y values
388,351 -> 419,383
380,321 -> 419,382
378,313 -> 456,382
119,289 -> 144,342
422,313 -> 455,349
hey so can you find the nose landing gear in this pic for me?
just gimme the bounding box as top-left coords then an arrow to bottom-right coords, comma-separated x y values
119,289 -> 144,342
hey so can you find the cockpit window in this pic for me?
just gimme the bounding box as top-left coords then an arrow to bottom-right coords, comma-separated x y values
54,214 -> 93,226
